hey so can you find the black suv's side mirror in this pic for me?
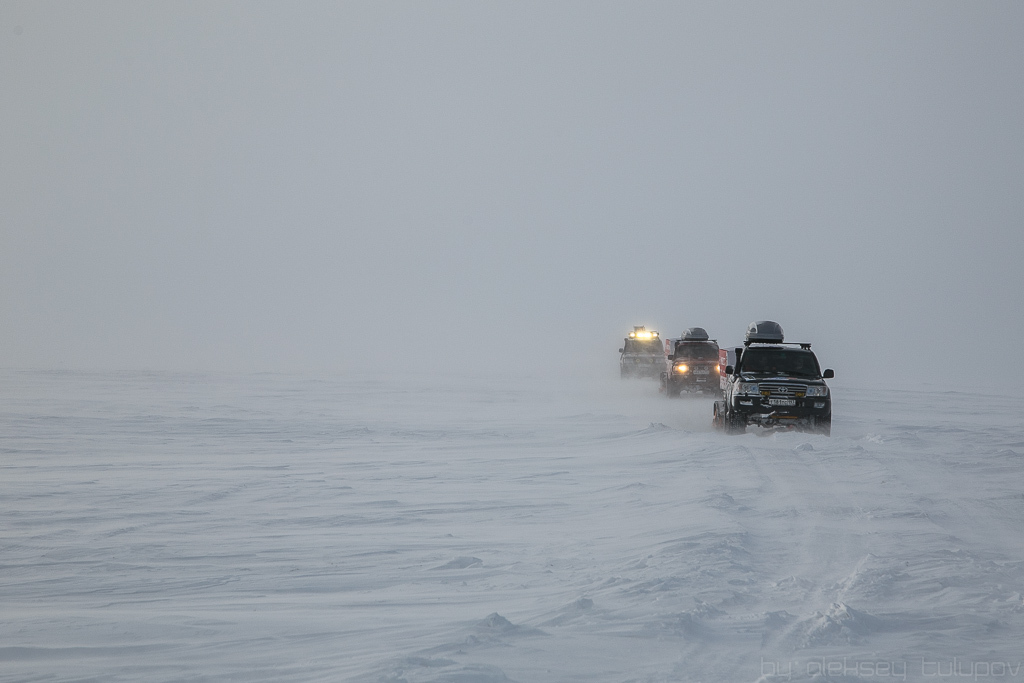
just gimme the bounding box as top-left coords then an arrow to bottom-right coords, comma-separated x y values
823,369 -> 834,379
725,365 -> 734,375
667,354 -> 675,361
618,348 -> 624,353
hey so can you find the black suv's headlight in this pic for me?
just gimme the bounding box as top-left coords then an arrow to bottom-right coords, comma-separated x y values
737,382 -> 759,395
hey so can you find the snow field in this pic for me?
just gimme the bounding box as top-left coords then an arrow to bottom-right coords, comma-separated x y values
1,371 -> 1022,682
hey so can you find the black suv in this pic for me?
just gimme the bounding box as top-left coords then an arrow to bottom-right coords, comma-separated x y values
619,327 -> 663,379
661,327 -> 722,397
713,321 -> 833,435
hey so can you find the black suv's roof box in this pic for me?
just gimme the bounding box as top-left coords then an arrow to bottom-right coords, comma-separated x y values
681,327 -> 709,341
745,320 -> 784,344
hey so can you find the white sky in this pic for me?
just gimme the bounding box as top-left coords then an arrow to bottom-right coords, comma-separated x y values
2,2 -> 1022,389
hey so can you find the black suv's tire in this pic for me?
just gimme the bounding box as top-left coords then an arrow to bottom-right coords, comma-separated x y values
666,381 -> 681,398
712,401 -> 726,430
814,415 -> 832,437
725,410 -> 746,435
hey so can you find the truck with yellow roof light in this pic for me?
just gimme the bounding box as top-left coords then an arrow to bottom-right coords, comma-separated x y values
619,326 -> 663,379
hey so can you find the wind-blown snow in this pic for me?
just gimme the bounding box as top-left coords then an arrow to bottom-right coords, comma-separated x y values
2,370 -> 1023,682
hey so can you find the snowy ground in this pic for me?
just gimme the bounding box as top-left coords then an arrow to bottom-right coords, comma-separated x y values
2,369 -> 1023,682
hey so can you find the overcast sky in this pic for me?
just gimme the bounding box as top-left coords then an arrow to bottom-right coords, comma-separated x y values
2,2 -> 1022,389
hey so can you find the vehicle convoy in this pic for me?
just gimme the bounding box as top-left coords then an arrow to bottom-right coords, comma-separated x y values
713,321 -> 834,435
619,326 -> 663,379
661,327 -> 722,397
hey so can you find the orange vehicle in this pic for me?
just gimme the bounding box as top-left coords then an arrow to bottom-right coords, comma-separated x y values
661,327 -> 722,397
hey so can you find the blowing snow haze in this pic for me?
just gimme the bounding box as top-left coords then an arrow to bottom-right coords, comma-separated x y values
2,2 -> 1022,387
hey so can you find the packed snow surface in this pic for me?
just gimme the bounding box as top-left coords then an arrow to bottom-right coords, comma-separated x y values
2,370 -> 1023,682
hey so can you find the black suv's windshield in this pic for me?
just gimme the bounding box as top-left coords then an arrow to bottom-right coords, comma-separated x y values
740,348 -> 821,378
674,342 -> 719,361
623,339 -> 663,354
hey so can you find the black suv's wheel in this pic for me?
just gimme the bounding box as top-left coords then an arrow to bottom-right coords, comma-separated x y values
712,401 -> 726,430
814,415 -> 832,437
725,410 -> 746,435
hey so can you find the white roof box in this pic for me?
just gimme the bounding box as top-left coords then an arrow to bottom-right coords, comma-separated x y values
745,320 -> 784,343
681,327 -> 709,341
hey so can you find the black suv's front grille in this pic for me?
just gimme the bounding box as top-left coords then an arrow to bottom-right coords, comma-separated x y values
758,383 -> 808,396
